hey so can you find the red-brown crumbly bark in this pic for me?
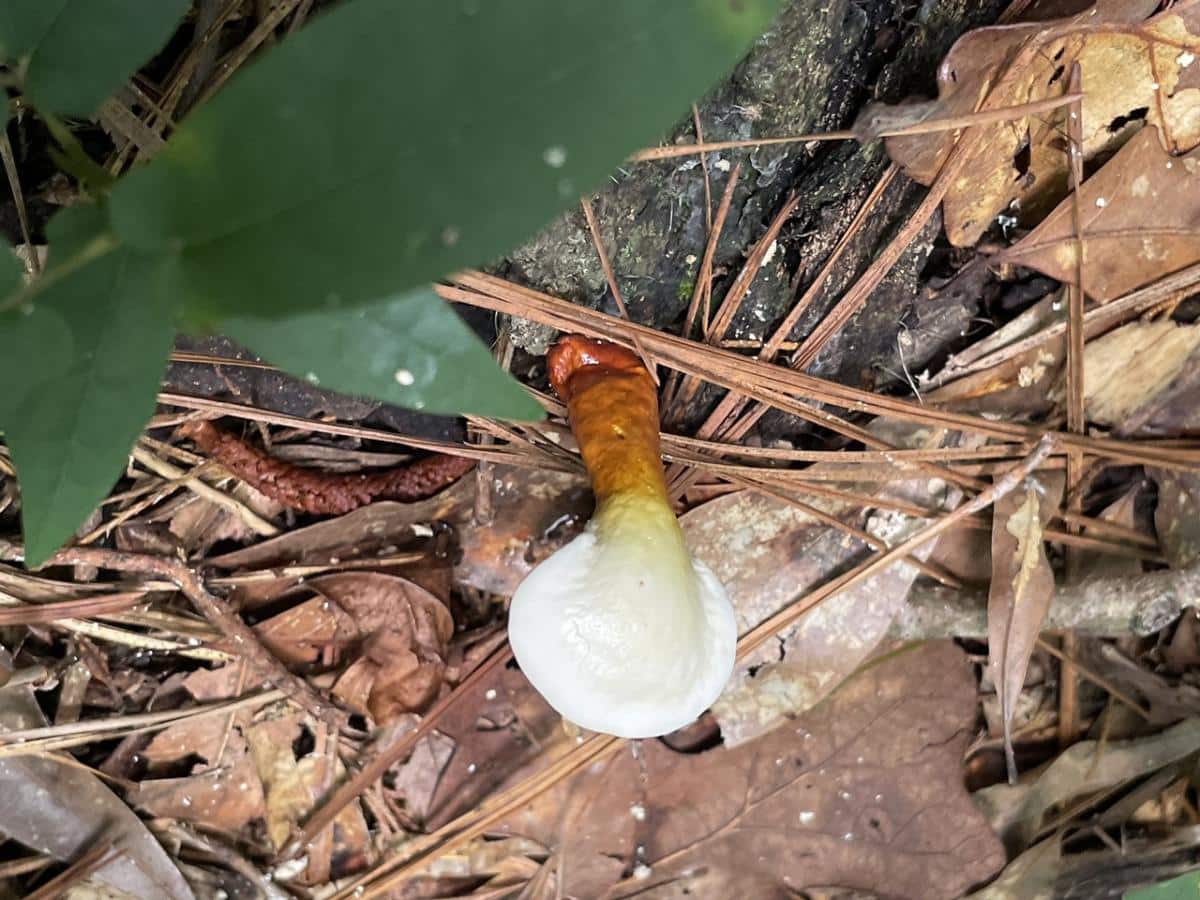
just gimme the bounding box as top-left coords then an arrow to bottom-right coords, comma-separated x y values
179,421 -> 475,515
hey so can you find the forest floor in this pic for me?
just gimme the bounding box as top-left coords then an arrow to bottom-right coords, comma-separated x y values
1,1 -> 1200,898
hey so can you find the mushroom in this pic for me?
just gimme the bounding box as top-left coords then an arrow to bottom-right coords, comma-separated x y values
507,335 -> 736,738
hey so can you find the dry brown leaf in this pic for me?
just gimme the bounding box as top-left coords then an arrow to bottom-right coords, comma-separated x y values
496,642 -> 1004,899
926,292 -> 1065,419
129,728 -> 267,836
684,424 -> 967,746
245,710 -> 372,879
209,466 -> 591,597
387,730 -> 457,823
1076,320 -> 1200,431
250,572 -> 454,722
877,2 -> 1198,245
1150,469 -> 1200,567
1004,128 -> 1200,301
987,473 -> 1064,780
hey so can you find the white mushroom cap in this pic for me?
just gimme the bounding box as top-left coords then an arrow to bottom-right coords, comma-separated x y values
508,495 -> 736,738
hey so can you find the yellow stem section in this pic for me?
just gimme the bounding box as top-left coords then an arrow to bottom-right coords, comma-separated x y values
548,335 -> 668,507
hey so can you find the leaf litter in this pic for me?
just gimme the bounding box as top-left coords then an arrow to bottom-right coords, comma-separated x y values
3,1 -> 1200,898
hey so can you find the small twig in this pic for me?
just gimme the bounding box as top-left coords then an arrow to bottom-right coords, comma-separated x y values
692,104 -> 713,236
630,93 -> 1084,160
663,160 -> 741,420
0,132 -> 38,275
41,547 -> 340,725
1059,64 -> 1089,749
23,842 -> 114,900
131,443 -> 279,536
891,562 -> 1200,640
579,196 -> 658,384
193,0 -> 303,106
0,689 -> 285,756
1037,637 -> 1151,720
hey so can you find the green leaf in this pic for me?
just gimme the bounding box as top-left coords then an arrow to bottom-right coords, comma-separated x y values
109,0 -> 780,322
1125,871 -> 1200,900
0,305 -> 74,425
1,0 -> 189,116
2,206 -> 178,566
221,287 -> 543,420
0,1 -> 63,60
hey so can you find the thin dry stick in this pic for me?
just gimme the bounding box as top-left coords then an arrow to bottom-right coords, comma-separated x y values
23,842 -> 115,900
108,0 -> 242,172
193,0 -> 303,106
689,161 -> 741,339
343,439 -> 1057,899
629,93 -> 1084,160
281,644 -> 514,861
0,133 -> 38,275
131,443 -> 279,536
1060,65 -> 1088,749
693,104 -> 713,235
663,161 -> 742,419
737,435 -> 1057,657
157,394 -> 541,467
929,261 -> 1200,389
665,164 -> 899,494
441,273 -> 1200,471
0,689 -> 285,757
1036,638 -> 1151,720
706,193 -> 802,341
727,474 -> 963,588
41,547 -> 338,724
580,197 -> 658,383
0,590 -> 148,626
670,190 -> 801,420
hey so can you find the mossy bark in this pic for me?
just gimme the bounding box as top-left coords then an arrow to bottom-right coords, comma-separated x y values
504,0 -> 1007,435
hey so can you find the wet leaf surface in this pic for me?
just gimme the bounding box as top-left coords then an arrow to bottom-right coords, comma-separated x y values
495,641 -> 1005,899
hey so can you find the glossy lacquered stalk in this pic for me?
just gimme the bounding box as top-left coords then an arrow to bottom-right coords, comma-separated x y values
508,335 -> 736,739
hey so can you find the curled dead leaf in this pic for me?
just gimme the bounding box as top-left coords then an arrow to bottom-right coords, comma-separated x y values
497,642 -> 1004,899
987,472 -> 1064,781
1003,128 -> 1200,302
876,2 -> 1198,245
250,572 -> 454,723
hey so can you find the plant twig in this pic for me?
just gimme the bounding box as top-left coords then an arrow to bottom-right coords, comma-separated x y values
23,842 -> 114,900
580,196 -> 658,383
630,93 -> 1085,160
40,547 -> 340,725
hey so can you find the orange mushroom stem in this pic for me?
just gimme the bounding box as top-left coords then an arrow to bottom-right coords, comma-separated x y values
508,335 -> 736,739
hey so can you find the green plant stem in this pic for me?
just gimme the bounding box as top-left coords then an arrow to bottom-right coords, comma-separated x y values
0,231 -> 121,315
